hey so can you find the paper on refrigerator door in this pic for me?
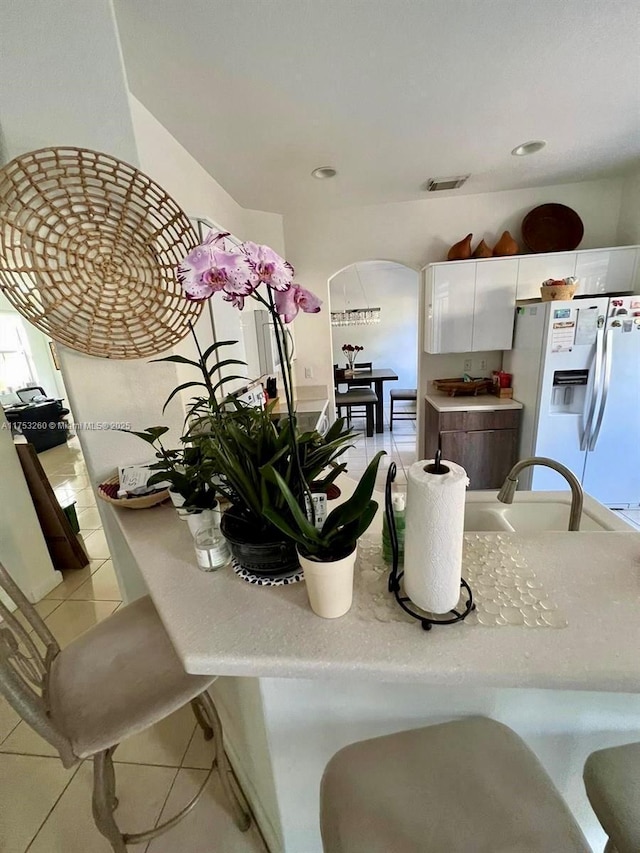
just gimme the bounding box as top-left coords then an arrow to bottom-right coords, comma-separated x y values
551,321 -> 576,352
574,308 -> 599,346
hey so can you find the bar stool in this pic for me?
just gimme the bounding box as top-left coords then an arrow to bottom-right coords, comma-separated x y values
320,716 -> 589,852
584,742 -> 640,853
0,561 -> 250,852
389,388 -> 417,431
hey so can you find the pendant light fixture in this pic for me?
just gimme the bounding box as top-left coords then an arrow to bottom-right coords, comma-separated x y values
330,264 -> 381,327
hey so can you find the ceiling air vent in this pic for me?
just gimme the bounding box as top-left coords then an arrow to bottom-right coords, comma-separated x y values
426,175 -> 469,192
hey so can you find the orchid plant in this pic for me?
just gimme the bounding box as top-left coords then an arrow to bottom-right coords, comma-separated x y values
178,231 -> 322,515
175,232 -> 385,559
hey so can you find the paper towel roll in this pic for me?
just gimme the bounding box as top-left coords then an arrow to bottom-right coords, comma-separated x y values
404,459 -> 468,614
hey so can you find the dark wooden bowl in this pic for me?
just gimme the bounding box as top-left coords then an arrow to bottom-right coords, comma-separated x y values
522,203 -> 584,253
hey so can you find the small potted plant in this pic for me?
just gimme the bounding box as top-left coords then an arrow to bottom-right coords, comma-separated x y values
262,452 -> 385,618
121,425 -> 219,537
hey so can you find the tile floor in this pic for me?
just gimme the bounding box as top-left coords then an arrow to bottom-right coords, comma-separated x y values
339,404 -> 418,491
1,438 -> 267,852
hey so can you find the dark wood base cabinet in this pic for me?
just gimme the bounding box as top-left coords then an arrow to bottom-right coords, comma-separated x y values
424,401 -> 521,490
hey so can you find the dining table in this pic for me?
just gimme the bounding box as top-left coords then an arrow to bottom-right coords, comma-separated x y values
343,367 -> 398,433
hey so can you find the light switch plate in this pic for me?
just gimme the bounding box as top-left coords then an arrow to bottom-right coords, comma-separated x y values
463,358 -> 473,372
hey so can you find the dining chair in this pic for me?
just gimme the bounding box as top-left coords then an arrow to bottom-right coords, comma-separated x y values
343,361 -> 373,425
583,741 -> 640,853
320,716 -> 590,852
0,560 -> 251,852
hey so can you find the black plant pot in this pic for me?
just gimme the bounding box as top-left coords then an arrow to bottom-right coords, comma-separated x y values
220,510 -> 299,576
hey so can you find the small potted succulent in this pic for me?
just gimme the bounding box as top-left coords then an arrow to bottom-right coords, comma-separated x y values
262,451 -> 385,618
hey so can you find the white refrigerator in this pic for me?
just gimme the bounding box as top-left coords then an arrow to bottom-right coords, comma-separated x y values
504,295 -> 640,507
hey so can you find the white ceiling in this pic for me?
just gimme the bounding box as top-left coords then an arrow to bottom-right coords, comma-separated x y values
114,0 -> 640,214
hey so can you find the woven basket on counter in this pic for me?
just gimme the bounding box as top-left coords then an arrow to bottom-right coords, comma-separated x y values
97,475 -> 169,510
540,284 -> 577,302
432,378 -> 492,397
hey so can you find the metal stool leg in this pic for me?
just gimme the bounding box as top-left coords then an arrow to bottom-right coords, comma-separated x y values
390,395 -> 394,431
93,748 -> 127,853
191,697 -> 213,740
198,691 -> 252,832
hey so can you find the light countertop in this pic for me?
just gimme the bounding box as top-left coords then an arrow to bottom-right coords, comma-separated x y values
425,392 -> 523,413
110,487 -> 640,694
271,385 -> 329,415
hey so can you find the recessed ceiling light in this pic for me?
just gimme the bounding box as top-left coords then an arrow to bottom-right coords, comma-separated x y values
311,166 -> 337,179
511,140 -> 547,157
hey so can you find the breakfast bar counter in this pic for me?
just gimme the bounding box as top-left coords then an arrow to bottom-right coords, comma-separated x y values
108,498 -> 640,853
110,501 -> 640,694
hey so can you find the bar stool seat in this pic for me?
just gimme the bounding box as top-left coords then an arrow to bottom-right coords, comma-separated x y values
584,742 -> 640,853
320,716 -> 589,853
49,595 -> 212,757
335,388 -> 377,437
389,388 -> 416,431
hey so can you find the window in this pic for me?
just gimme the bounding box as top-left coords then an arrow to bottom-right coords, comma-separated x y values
0,314 -> 36,393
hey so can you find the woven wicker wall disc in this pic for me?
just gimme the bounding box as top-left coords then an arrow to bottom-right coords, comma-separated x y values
0,146 -> 202,359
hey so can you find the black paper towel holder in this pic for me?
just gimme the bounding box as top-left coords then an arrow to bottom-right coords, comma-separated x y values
385,461 -> 474,631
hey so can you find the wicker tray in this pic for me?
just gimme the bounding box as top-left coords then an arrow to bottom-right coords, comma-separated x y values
433,378 -> 492,397
97,475 -> 170,510
0,147 -> 202,359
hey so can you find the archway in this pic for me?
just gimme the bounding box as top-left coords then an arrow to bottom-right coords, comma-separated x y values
327,260 -> 419,486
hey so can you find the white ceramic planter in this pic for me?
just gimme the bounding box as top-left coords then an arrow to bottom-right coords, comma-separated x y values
185,509 -> 217,539
169,489 -> 189,519
298,547 -> 357,619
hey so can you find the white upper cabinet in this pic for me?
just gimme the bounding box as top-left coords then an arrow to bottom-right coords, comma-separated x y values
515,246 -> 639,300
424,246 -> 639,355
515,253 -> 577,301
574,247 -> 638,295
472,258 -> 518,351
424,258 -> 517,353
424,261 -> 475,353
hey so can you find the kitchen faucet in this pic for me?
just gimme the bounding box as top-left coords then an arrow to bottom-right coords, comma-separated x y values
497,457 -> 584,531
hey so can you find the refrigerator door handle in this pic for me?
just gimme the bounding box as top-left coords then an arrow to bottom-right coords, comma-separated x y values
580,327 -> 604,451
589,328 -> 613,451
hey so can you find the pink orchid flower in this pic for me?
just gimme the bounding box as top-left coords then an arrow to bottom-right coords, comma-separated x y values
203,230 -> 231,247
178,248 -> 254,300
274,284 -> 322,323
241,242 -> 294,291
223,292 -> 245,310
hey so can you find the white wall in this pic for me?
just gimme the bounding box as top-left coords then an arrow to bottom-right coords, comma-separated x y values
330,262 -> 418,391
617,170 -> 640,248
284,176 -> 625,451
129,95 -> 286,400
0,4 -> 286,603
0,0 -> 166,602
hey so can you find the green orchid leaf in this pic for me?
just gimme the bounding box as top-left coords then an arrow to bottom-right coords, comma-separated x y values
261,465 -> 320,543
149,354 -> 200,368
211,374 -> 251,396
262,508 -> 309,548
202,340 -> 239,365
322,451 -> 385,536
207,358 -> 248,378
162,381 -> 209,413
